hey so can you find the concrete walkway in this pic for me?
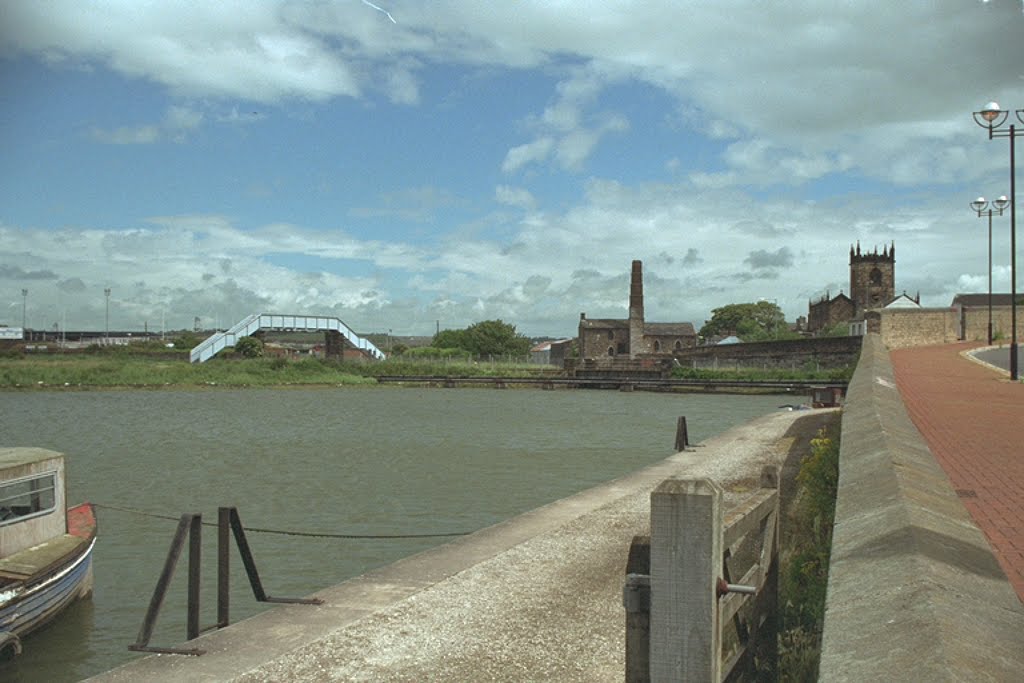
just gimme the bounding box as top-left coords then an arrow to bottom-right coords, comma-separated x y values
86,409 -> 834,682
890,342 -> 1024,601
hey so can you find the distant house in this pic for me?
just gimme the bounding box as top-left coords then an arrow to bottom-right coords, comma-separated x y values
530,339 -> 574,366
578,261 -> 697,359
885,292 -> 922,309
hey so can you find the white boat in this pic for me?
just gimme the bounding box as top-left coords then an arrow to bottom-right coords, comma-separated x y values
0,447 -> 97,658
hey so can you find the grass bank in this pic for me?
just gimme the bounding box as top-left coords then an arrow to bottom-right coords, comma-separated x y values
779,424 -> 839,681
0,348 -> 851,390
0,352 -> 555,389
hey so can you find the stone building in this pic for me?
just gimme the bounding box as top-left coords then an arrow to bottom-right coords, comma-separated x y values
578,260 -> 697,359
808,242 -> 901,334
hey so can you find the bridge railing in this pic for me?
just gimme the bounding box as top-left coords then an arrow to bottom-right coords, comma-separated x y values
624,466 -> 779,682
189,313 -> 383,363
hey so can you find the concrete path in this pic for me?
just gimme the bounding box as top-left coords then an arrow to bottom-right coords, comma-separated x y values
890,342 -> 1024,601
85,409 -> 834,683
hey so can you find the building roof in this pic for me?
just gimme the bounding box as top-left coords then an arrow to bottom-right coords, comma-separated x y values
885,294 -> 921,309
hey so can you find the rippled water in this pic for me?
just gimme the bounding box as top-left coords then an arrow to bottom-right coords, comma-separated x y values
0,386 -> 784,681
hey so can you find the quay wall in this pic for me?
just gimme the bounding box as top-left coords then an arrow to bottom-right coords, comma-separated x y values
673,335 -> 861,370
818,333 -> 1024,681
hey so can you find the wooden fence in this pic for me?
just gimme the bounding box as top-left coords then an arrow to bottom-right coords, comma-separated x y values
624,466 -> 779,682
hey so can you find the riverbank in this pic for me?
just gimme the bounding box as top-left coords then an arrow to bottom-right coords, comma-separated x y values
0,353 -> 848,390
84,407 -> 837,682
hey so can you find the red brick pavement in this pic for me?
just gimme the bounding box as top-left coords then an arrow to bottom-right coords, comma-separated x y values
890,342 -> 1024,602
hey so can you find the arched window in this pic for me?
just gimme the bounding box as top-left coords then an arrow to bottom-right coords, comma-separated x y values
653,340 -> 661,352
674,340 -> 683,350
608,330 -> 614,340
870,267 -> 882,286
607,346 -> 615,356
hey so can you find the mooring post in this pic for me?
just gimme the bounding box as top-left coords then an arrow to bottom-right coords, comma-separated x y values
650,477 -> 723,683
674,416 -> 689,451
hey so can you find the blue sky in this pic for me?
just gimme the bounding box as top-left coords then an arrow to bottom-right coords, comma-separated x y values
3,1 -> 1024,337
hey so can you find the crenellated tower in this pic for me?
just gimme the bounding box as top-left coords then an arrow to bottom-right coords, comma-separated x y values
849,241 -> 895,314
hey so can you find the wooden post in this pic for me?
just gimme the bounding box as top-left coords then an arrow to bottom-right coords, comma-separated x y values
624,536 -> 651,683
650,478 -> 723,683
674,416 -> 689,451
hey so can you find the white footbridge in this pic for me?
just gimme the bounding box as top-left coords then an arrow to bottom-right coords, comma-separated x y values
189,314 -> 384,363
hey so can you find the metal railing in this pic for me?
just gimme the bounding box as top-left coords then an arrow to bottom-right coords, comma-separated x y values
129,506 -> 322,656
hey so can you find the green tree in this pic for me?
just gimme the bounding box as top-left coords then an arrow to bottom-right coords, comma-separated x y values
700,301 -> 791,342
432,328 -> 468,350
433,319 -> 531,357
234,335 -> 264,358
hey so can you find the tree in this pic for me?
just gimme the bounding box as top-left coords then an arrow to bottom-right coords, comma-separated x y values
432,319 -> 531,357
234,335 -> 264,358
700,302 -> 791,342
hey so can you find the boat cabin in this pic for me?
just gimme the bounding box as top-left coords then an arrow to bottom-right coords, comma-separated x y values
0,448 -> 68,559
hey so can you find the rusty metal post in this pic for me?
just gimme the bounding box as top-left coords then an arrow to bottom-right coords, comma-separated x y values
187,514 -> 202,641
218,507 -> 230,628
132,514 -> 191,650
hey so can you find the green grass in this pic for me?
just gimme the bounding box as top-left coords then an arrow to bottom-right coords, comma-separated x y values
779,425 -> 839,681
0,355 -> 376,388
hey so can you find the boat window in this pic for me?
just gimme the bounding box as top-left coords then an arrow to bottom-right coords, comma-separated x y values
0,472 -> 58,526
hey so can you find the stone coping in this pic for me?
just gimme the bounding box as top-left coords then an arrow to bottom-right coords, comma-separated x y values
818,333 -> 1024,681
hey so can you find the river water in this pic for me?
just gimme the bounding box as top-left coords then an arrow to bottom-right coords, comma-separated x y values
0,386 -> 784,682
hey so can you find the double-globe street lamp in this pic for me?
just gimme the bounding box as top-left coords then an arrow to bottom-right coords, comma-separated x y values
974,102 -> 1024,380
970,195 -> 1010,345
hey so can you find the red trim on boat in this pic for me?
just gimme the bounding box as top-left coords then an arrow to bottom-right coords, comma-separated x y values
67,502 -> 97,540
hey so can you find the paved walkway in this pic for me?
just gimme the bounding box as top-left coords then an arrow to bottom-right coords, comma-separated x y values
890,342 -> 1024,601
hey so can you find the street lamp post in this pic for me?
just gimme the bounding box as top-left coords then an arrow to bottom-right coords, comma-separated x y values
974,102 -> 1024,380
104,288 -> 111,345
971,196 -> 1010,345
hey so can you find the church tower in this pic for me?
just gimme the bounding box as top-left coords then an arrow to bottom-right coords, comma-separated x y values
849,242 -> 895,315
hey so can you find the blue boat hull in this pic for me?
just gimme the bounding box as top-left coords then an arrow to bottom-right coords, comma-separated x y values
0,537 -> 95,640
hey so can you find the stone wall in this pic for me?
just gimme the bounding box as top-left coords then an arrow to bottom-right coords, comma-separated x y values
960,304 -> 1024,343
673,336 -> 862,370
878,308 -> 959,349
819,332 -> 1024,681
879,305 -> 1024,349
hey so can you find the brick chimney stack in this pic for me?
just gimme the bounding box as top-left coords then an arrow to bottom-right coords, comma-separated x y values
629,260 -> 644,358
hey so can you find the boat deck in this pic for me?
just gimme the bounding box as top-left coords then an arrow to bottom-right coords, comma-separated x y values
0,504 -> 96,582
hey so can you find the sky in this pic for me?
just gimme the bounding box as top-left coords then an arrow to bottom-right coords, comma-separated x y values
3,1 -> 1024,339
